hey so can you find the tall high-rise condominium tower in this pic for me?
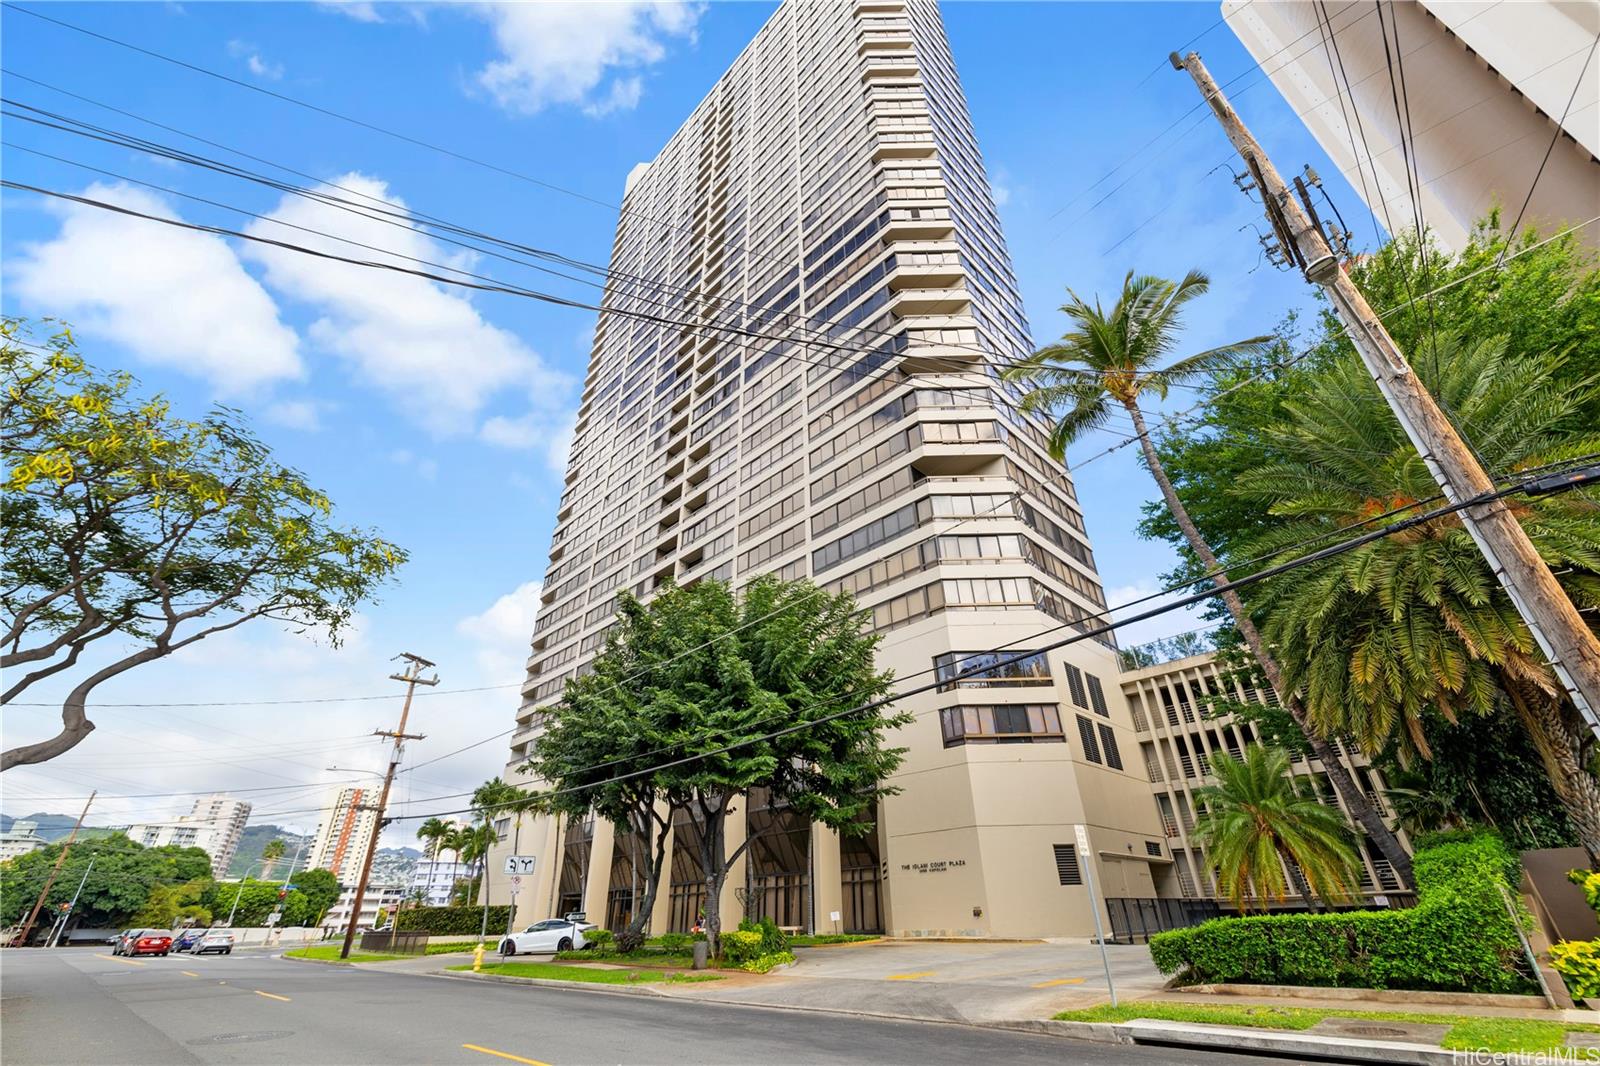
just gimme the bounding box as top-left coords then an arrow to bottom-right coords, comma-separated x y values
493,0 -> 1167,938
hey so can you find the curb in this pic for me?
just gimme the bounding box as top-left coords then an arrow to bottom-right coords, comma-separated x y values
1117,1020 -> 1463,1065
432,968 -> 670,998
1181,982 -> 1551,1011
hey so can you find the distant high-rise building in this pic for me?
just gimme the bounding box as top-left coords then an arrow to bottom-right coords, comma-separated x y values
491,0 -> 1165,938
307,787 -> 379,886
1223,0 -> 1599,252
126,793 -> 251,877
0,820 -> 48,861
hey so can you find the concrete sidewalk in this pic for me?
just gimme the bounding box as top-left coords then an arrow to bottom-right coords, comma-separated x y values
643,939 -> 1165,1024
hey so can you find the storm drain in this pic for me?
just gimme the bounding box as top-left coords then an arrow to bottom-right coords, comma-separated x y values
187,1031 -> 295,1045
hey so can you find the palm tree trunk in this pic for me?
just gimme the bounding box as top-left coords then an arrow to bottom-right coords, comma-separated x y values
1123,401 -> 1415,889
1506,680 -> 1600,863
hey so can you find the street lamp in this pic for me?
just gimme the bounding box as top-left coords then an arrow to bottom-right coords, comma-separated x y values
225,860 -> 270,928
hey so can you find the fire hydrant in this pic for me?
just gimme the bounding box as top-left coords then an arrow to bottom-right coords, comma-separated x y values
473,943 -> 485,972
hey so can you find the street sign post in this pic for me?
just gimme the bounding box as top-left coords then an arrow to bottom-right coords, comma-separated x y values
509,875 -> 522,897
1075,824 -> 1117,1007
503,855 -> 537,876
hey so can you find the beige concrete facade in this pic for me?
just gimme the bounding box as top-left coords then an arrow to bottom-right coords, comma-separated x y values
488,0 -> 1166,941
1120,643 -> 1410,904
1223,0 -> 1600,252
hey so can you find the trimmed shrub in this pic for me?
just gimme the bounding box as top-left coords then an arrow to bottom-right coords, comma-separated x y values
721,930 -> 764,965
1149,833 -> 1530,993
395,906 -> 510,935
655,932 -> 700,954
737,916 -> 789,955
584,928 -> 614,951
1551,940 -> 1600,1000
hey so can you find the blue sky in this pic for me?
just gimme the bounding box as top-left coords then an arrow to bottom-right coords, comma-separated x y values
0,0 -> 1373,840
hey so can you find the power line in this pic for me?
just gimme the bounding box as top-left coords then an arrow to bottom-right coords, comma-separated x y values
391,457 -> 1600,822
1498,30 -> 1600,264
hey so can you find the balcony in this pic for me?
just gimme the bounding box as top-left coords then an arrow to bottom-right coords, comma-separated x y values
872,136 -> 937,161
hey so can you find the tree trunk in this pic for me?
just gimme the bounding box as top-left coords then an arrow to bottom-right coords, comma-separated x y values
1506,680 -> 1600,863
1124,401 -> 1415,888
622,806 -> 674,952
696,797 -> 730,957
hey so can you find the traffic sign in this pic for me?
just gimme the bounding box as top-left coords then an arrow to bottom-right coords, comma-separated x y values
503,854 -> 537,876
266,911 -> 282,925
1074,823 -> 1092,857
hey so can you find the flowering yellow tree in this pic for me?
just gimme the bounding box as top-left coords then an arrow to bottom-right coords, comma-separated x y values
2,318 -> 407,768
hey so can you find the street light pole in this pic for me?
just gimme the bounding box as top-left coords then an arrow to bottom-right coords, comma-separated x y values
226,861 -> 267,928
46,856 -> 96,949
338,652 -> 435,960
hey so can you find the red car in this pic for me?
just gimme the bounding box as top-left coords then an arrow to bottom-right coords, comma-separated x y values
124,930 -> 173,957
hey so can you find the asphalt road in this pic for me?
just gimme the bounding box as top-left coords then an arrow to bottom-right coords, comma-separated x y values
1,948 -> 1282,1066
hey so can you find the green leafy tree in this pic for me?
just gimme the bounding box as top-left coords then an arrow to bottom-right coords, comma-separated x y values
207,879 -> 284,927
131,878 -> 211,928
456,821 -> 497,906
1,318 -> 407,768
288,867 -> 339,926
0,835 -> 213,928
532,576 -> 907,953
1000,271 -> 1414,887
1233,334 -> 1600,857
1191,746 -> 1361,911
259,839 -> 287,879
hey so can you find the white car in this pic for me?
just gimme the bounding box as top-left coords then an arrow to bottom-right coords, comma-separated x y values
498,916 -> 597,956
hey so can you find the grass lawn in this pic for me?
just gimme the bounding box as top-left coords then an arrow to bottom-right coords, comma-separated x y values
790,934 -> 880,948
1055,1003 -> 1600,1056
450,961 -> 723,985
554,949 -> 692,967
284,945 -> 409,964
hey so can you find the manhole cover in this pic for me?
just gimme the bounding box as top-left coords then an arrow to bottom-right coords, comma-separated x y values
1340,1026 -> 1413,1038
187,1031 -> 294,1045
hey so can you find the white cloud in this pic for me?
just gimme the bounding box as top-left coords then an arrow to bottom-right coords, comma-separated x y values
263,398 -> 326,430
458,580 -> 542,683
5,182 -> 303,394
316,0 -> 384,22
227,39 -> 285,80
1106,580 -> 1207,648
241,172 -> 573,436
471,1 -> 703,116
480,409 -> 575,474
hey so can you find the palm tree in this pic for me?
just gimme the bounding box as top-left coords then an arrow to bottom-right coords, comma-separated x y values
416,818 -> 450,865
471,777 -> 522,931
1192,746 -> 1361,911
260,839 -> 286,879
1235,334 -> 1600,858
1003,269 -> 1415,887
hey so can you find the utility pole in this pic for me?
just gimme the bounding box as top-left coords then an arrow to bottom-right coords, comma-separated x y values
46,856 -> 96,949
14,791 -> 95,947
1173,50 -> 1600,739
339,652 -> 435,960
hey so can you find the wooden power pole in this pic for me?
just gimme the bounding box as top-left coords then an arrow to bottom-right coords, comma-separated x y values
338,653 -> 435,960
14,790 -> 95,947
1173,50 -> 1600,739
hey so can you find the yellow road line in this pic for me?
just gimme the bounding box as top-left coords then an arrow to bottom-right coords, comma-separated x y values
462,1044 -> 552,1066
94,953 -> 144,967
253,990 -> 291,1002
1032,977 -> 1087,988
886,971 -> 933,980
181,970 -> 201,977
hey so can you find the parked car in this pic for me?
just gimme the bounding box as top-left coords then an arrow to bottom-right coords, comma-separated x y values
109,930 -> 138,955
498,915 -> 597,956
124,930 -> 173,957
192,931 -> 234,955
173,929 -> 206,953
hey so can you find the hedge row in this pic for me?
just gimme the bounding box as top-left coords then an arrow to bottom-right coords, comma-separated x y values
395,906 -> 511,935
1148,833 -> 1531,994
